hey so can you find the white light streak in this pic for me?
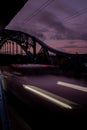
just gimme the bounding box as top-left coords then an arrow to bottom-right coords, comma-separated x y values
23,84 -> 74,109
57,81 -> 87,92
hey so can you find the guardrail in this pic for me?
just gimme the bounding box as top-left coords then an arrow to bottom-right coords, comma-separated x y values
0,71 -> 10,130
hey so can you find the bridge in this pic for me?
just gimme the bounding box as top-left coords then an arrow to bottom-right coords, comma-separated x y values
0,29 -> 70,64
0,1 -> 87,129
0,29 -> 87,68
0,29 -> 87,130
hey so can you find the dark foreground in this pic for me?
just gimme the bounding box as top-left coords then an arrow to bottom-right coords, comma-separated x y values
1,65 -> 87,130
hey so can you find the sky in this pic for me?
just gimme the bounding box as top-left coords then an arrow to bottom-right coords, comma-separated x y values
6,0 -> 87,54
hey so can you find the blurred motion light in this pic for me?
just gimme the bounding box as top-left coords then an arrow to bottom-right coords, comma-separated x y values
23,84 -> 73,109
57,81 -> 87,92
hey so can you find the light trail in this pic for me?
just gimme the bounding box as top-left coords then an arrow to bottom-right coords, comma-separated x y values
23,84 -> 78,110
57,81 -> 87,92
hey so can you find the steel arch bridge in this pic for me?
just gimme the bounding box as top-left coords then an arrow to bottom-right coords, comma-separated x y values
0,29 -> 86,65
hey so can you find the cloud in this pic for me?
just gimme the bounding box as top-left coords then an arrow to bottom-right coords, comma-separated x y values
63,45 -> 87,48
63,45 -> 78,48
56,47 -> 65,52
52,0 -> 77,16
37,11 -> 87,40
69,41 -> 76,44
6,0 -> 87,41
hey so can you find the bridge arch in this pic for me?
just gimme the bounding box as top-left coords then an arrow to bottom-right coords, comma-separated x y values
0,29 -> 77,65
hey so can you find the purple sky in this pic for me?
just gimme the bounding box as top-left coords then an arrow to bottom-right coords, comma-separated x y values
6,0 -> 87,54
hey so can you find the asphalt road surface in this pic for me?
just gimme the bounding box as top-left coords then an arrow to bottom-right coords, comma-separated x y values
1,65 -> 87,130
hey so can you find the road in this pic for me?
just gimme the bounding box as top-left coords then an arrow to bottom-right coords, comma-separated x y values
1,65 -> 87,130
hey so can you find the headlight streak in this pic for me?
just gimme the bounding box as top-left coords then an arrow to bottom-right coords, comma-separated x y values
57,81 -> 87,92
22,84 -> 77,110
